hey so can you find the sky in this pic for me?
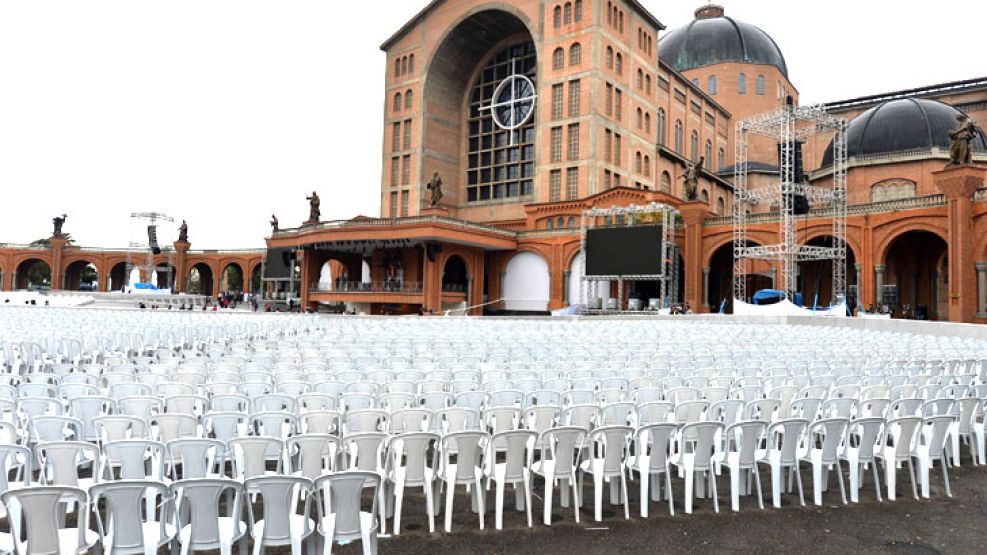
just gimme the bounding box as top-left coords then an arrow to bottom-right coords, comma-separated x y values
1,0 -> 985,249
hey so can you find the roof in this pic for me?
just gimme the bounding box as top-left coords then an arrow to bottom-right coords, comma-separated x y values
380,0 -> 665,51
824,76 -> 987,113
658,59 -> 732,118
658,5 -> 787,77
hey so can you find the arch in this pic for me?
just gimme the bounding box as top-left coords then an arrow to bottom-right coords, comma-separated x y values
188,263 -> 215,296
318,259 -> 348,291
657,108 -> 666,145
250,263 -> 263,293
881,230 -> 948,319
756,74 -> 766,95
644,112 -> 651,133
660,171 -> 671,193
220,262 -> 244,292
574,0 -> 583,21
63,259 -> 99,291
615,52 -> 622,74
708,75 -> 718,95
15,258 -> 51,291
553,5 -> 562,28
705,139 -> 713,164
674,120 -> 683,152
643,155 -> 650,177
716,197 -> 725,215
635,107 -> 642,129
569,42 -> 581,65
567,250 -> 585,306
502,251 -> 550,311
605,46 -> 614,69
636,68 -> 643,89
107,261 -> 128,292
442,255 -> 469,293
404,90 -> 413,110
408,54 -> 415,75
645,74 -> 652,95
875,220 -> 948,265
700,190 -> 709,203
553,47 -> 565,69
394,58 -> 401,78
738,73 -> 747,94
393,92 -> 402,111
797,235 -> 858,309
563,2 -> 572,24
691,130 -> 700,161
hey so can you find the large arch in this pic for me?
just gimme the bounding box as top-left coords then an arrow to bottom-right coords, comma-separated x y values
15,258 -> 51,290
155,263 -> 177,290
441,255 -> 469,293
706,240 -> 773,310
423,8 -> 537,207
63,259 -> 99,291
502,251 -> 550,311
220,262 -> 244,292
107,262 -> 128,292
796,236 -> 858,309
188,263 -> 215,296
882,230 -> 948,320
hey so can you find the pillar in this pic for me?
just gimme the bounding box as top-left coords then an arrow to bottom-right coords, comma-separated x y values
976,262 -> 987,319
874,265 -> 886,306
702,267 -> 711,309
174,241 -> 190,293
854,263 -> 862,308
678,201 -> 710,313
933,165 -> 985,322
49,237 -> 66,290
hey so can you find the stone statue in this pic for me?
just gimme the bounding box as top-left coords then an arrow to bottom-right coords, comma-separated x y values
270,214 -> 279,232
425,172 -> 443,207
177,220 -> 188,242
681,156 -> 705,201
52,214 -> 67,237
948,114 -> 981,166
306,191 -> 321,223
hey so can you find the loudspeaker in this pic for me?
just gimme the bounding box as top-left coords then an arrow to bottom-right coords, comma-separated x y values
793,194 -> 810,215
281,250 -> 296,266
426,243 -> 443,262
147,225 -> 161,255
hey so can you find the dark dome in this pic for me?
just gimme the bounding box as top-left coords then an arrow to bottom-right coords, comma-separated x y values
659,5 -> 787,77
820,98 -> 987,167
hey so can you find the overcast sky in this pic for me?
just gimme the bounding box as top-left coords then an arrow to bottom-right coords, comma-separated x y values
1,1 -> 984,249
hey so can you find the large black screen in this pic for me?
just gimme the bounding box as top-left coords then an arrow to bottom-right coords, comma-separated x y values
585,225 -> 664,276
264,248 -> 294,279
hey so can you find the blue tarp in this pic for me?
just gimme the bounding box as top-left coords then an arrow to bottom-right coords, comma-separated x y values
753,289 -> 803,306
132,282 -> 159,290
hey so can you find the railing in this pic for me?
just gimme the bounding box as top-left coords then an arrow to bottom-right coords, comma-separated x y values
704,194 -> 949,227
442,283 -> 467,294
274,215 -> 518,239
310,281 -> 424,295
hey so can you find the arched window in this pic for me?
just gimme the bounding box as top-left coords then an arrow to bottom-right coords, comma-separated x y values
618,11 -> 623,32
615,53 -> 623,74
547,218 -> 555,230
708,75 -> 718,95
393,92 -> 402,111
574,0 -> 583,21
637,69 -> 643,90
569,43 -> 581,65
705,139 -> 713,164
691,130 -> 699,161
644,112 -> 651,133
567,216 -> 576,228
718,147 -> 726,171
657,109 -> 666,146
563,2 -> 572,24
674,120 -> 683,153
605,47 -> 613,70
661,171 -> 671,192
408,54 -> 415,75
635,151 -> 642,173
401,57 -> 407,75
643,155 -> 651,177
738,73 -> 747,95
606,2 -> 612,25
553,5 -> 562,28
716,197 -> 725,215
756,75 -> 766,95
635,108 -> 642,129
553,47 -> 565,70
405,90 -> 413,109
394,58 -> 401,77
701,190 -> 709,203
692,78 -> 700,89
645,75 -> 652,95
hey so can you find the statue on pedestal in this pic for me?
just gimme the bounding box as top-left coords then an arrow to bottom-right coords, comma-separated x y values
52,214 -> 67,237
177,220 -> 188,242
270,214 -> 279,232
426,172 -> 443,207
306,191 -> 321,223
948,114 -> 981,167
681,156 -> 705,201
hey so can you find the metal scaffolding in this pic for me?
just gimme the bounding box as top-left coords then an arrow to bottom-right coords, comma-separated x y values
579,202 -> 678,313
733,104 -> 848,304
127,212 -> 175,291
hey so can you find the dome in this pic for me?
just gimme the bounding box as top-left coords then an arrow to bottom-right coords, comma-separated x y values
659,5 -> 788,77
820,98 -> 987,167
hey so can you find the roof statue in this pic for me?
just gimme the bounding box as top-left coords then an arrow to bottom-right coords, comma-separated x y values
948,115 -> 981,167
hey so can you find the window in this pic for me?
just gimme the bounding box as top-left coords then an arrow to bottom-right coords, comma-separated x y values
606,2 -> 612,25
691,131 -> 699,161
635,151 -> 642,173
553,6 -> 562,28
604,170 -> 612,189
389,191 -> 398,217
643,155 -> 651,177
569,43 -> 581,65
657,109 -> 666,146
466,41 -> 536,202
403,119 -> 412,150
604,129 -> 612,162
718,148 -> 726,171
637,69 -> 643,90
401,155 -> 410,185
408,54 -> 414,75
567,124 -> 579,160
567,216 -> 576,228
563,2 -> 572,24
708,75 -> 717,95
574,0 -> 583,21
568,80 -> 581,116
614,88 -> 622,120
701,190 -> 709,203
716,197 -> 725,215
605,83 -> 613,116
550,169 -> 561,201
738,73 -> 747,95
552,84 -> 564,119
551,126 -> 563,162
394,58 -> 400,78
661,171 -> 671,192
614,133 -> 621,165
405,90 -> 413,109
635,107 -> 642,129
705,139 -> 712,164
756,74 -> 765,95
645,75 -> 652,95
692,78 -> 700,88
401,57 -> 407,76
566,168 -> 578,199
391,123 -> 401,151
390,157 -> 400,186
393,93 -> 401,111
553,47 -> 564,70
547,218 -> 555,230
400,190 -> 409,217
674,120 -> 683,152
618,11 -> 623,32
644,112 -> 651,133
615,53 -> 622,74
606,47 -> 613,70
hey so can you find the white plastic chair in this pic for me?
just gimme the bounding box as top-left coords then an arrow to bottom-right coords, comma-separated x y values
801,417 -> 848,506
484,429 -> 536,529
169,438 -> 228,480
756,418 -> 807,508
579,425 -> 632,521
713,420 -> 766,511
840,417 -> 884,503
35,441 -> 101,490
531,426 -> 586,525
912,415 -> 954,498
438,431 -> 487,532
244,475 -> 315,555
0,486 -> 98,554
90,479 -> 177,555
287,434 -> 340,480
875,416 -> 921,501
385,431 -> 439,534
229,436 -> 284,480
670,421 -> 723,514
313,471 -> 381,555
170,478 -> 248,555
626,423 -> 676,518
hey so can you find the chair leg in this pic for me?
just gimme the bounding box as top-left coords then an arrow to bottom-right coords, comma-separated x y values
812,462 -> 823,506
425,481 -> 436,533
495,480 -> 505,530
752,466 -> 764,510
835,462 -> 847,505
794,463 -> 805,507
594,474 -> 603,522
392,482 -> 404,535
639,470 -> 649,518
475,477 -> 485,530
444,480 -> 455,533
907,458 -> 919,500
543,477 -> 554,526
620,471 -> 629,519
523,474 -> 533,527
571,476 -> 580,524
870,462 -> 882,502
770,464 -> 782,508
709,470 -> 719,513
684,469 -> 694,514
848,461 -> 860,503
729,466 -> 740,512
941,458 -> 952,497
665,471 -> 674,516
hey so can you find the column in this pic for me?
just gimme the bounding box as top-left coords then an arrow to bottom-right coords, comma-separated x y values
678,201 -> 710,313
770,265 -> 777,289
702,267 -> 711,309
977,262 -> 987,318
49,237 -> 66,290
874,265 -> 885,306
854,263 -> 862,307
933,165 -> 985,322
174,241 -> 190,293
563,271 -> 571,307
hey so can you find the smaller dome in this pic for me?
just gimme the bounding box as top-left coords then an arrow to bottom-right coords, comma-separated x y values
821,98 -> 986,167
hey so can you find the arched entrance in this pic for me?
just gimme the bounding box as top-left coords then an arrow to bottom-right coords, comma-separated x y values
156,264 -> 177,291
64,260 -> 99,291
250,264 -> 263,293
15,259 -> 51,290
883,230 -> 948,320
188,263 -> 214,296
442,256 -> 468,293
317,260 -> 349,291
108,262 -> 128,292
220,263 -> 244,292
707,241 -> 773,311
502,251 -> 550,312
797,236 -> 857,309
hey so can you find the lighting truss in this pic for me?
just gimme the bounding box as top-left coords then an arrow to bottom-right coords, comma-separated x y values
733,104 -> 848,304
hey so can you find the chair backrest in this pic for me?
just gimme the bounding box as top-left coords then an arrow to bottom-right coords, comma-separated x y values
921,399 -> 954,418
562,404 -> 599,429
440,431 -> 488,482
808,418 -> 848,464
881,416 -> 922,461
90,480 -> 172,552
954,397 -> 980,434
1,486 -> 89,555
201,411 -> 247,443
30,415 -> 82,442
149,413 -> 199,443
524,405 -> 561,436
634,423 -> 677,473
314,471 -> 381,541
35,441 -> 100,486
725,420 -> 767,468
678,422 -> 723,471
822,398 -> 857,419
487,430 -> 536,482
846,417 -> 884,462
169,478 -> 244,550
636,401 -> 673,425
765,418 -> 809,466
103,439 -> 167,480
345,409 -> 388,434
389,408 -> 431,434
922,415 -> 955,459
386,432 -> 439,484
341,432 -> 388,472
0,444 -> 33,491
229,436 -> 284,478
484,407 -> 521,435
588,425 -> 632,474
790,397 -> 823,421
744,399 -> 781,422
436,407 -> 480,434
600,402 -> 635,426
539,426 -> 587,478
287,434 -> 341,480
244,475 -> 314,544
169,438 -> 227,479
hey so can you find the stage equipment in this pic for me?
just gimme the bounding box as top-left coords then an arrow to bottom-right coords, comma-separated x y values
128,212 -> 175,291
